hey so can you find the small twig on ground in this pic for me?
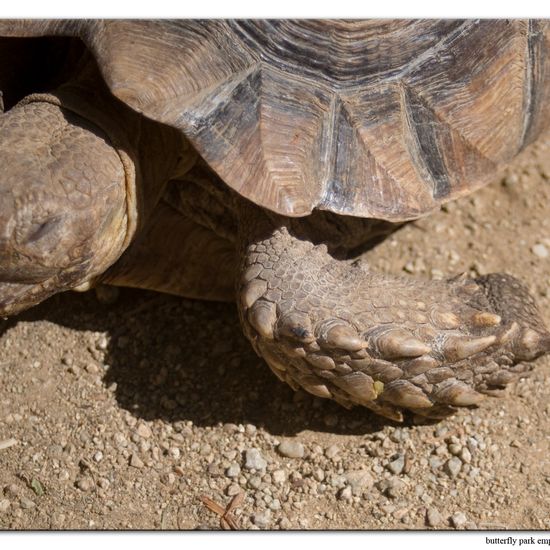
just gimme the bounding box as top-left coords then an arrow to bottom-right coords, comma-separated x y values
200,491 -> 245,530
0,438 -> 18,451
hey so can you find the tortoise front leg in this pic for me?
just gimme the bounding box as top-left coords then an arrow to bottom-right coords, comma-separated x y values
101,197 -> 238,302
237,209 -> 550,421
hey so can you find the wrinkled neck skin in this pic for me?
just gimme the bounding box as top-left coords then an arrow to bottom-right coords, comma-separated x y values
49,56 -> 192,237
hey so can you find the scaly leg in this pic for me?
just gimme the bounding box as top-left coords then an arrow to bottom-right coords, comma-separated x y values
237,211 -> 550,421
101,197 -> 237,302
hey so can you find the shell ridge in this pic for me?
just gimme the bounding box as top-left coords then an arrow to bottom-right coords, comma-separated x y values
172,63 -> 261,131
399,80 -> 451,200
520,19 -> 547,148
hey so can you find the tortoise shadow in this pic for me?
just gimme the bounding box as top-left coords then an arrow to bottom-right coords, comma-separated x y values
0,287 -> 425,436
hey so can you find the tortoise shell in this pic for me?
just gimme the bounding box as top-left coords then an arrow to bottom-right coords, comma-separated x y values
1,19 -> 549,221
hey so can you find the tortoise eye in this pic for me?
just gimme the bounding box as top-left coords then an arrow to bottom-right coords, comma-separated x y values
25,216 -> 63,244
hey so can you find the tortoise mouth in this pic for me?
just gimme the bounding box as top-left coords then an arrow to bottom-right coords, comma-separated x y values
0,280 -> 39,317
0,266 -> 100,317
0,277 -> 71,318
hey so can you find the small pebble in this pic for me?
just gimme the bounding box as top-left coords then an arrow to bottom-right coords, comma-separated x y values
393,508 -> 408,521
445,457 -> 462,477
76,477 -> 94,491
136,424 -> 152,439
226,484 -> 242,497
468,468 -> 480,481
386,454 -> 405,475
272,470 -> 286,484
329,474 -> 346,489
532,244 -> 549,259
248,476 -> 262,490
277,440 -> 305,459
325,445 -> 340,459
223,450 -> 238,461
313,468 -> 325,482
448,443 -> 462,456
98,479 -> 110,490
97,335 -> 109,350
434,445 -> 447,456
389,429 -> 408,443
345,470 -> 374,495
426,508 -> 443,527
378,477 -> 404,499
244,449 -> 267,471
502,174 -> 519,187
279,518 -> 292,530
252,511 -> 272,529
226,464 -> 241,478
451,512 -> 468,529
421,494 -> 434,505
85,363 -> 99,374
207,464 -> 223,477
113,433 -> 128,448
130,454 -> 144,469
245,424 -> 257,436
404,261 -> 415,274
0,499 -> 10,513
435,426 -> 448,438
20,497 -> 35,509
338,486 -> 353,501
58,470 -> 70,481
459,447 -> 472,464
169,448 -> 181,460
429,456 -> 444,470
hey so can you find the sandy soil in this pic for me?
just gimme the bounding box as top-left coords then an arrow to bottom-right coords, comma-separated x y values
0,135 -> 549,530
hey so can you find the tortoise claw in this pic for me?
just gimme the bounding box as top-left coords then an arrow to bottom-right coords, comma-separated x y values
368,327 -> 431,359
440,334 -> 496,362
316,320 -> 366,351
432,379 -> 485,406
248,300 -> 277,339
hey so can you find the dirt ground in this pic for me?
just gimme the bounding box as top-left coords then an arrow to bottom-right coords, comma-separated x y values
0,133 -> 549,531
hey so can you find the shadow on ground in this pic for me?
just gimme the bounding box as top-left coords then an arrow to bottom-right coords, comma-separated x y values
0,287 -> 412,436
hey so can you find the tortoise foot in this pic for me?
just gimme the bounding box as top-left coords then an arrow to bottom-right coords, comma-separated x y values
239,227 -> 550,421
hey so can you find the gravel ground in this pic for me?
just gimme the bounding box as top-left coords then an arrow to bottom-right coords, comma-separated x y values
0,135 -> 549,530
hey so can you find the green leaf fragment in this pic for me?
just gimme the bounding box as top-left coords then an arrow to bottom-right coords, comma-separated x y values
31,478 -> 44,496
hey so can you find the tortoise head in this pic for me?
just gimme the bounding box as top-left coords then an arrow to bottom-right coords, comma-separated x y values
0,95 -> 131,315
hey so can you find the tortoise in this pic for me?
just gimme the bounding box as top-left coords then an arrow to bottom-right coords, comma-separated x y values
0,19 -> 549,422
